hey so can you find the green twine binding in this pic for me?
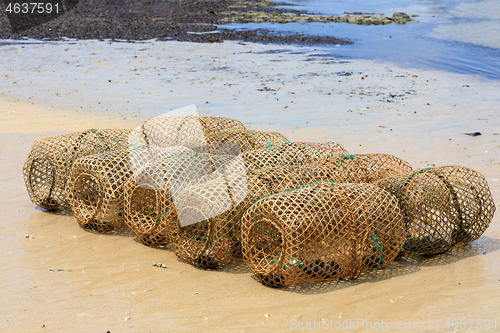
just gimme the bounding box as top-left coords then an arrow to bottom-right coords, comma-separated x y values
90,128 -> 127,150
336,153 -> 355,172
154,208 -> 170,223
252,179 -> 335,236
152,151 -> 197,223
394,167 -> 432,195
370,234 -> 384,271
186,151 -> 195,188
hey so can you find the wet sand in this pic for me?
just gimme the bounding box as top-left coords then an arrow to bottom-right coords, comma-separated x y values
1,40 -> 500,332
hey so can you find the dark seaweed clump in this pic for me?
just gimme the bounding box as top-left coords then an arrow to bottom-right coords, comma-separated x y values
0,0 -> 353,45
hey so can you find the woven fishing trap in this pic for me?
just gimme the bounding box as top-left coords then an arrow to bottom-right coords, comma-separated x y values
66,149 -> 134,231
167,160 -> 249,267
167,142 -> 348,268
123,147 -> 243,246
64,115 -> 259,233
22,129 -> 131,210
241,182 -> 405,287
242,141 -> 348,171
139,114 -> 247,148
375,166 -> 496,255
204,129 -> 289,153
139,113 -> 289,153
300,153 -> 413,185
123,130 -> 292,247
68,143 -> 236,232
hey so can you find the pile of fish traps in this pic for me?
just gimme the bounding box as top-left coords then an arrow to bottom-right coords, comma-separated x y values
22,129 -> 131,210
22,112 -> 496,287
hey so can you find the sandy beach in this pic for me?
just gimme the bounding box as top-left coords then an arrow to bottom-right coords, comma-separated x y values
1,39 -> 499,332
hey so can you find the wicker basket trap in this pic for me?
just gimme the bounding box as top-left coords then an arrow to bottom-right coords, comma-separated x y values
124,147 -> 241,245
22,129 -> 131,210
65,115 -> 258,232
301,153 -> 413,184
168,142 -> 348,268
66,149 -> 134,231
140,115 -> 246,148
375,166 -> 496,255
243,141 -> 348,171
123,132 -> 293,247
241,182 -> 405,287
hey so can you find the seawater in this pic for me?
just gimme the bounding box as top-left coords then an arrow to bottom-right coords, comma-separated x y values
219,0 -> 500,80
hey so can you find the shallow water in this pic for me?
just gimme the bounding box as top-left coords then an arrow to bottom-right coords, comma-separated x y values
219,0 -> 500,79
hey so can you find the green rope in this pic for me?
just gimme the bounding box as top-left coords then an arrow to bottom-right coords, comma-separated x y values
394,167 -> 432,195
154,208 -> 170,223
252,179 -> 335,236
370,234 -> 384,271
152,151 -> 196,223
90,128 -> 127,150
185,151 -> 195,188
336,153 -> 355,172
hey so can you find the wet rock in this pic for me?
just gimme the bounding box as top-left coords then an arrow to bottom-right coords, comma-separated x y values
0,0 -> 415,45
152,263 -> 167,268
391,12 -> 411,24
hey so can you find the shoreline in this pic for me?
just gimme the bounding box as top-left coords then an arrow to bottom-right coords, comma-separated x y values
0,0 -> 358,45
2,38 -> 499,164
1,38 -> 499,332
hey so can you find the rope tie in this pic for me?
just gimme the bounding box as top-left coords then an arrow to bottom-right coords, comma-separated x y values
394,167 -> 432,195
90,128 -> 127,150
336,153 -> 355,172
154,208 -> 170,223
370,234 -> 384,271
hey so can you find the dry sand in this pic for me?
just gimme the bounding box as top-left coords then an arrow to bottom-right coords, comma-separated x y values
1,39 -> 499,332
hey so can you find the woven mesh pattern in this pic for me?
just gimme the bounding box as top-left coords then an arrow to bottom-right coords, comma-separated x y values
204,130 -> 290,153
375,166 -> 496,255
123,132 -> 292,247
67,150 -> 132,231
205,130 -> 255,152
243,141 -> 348,171
64,115 -> 247,233
245,130 -> 289,147
168,165 -> 248,268
241,182 -> 405,287
168,143 -> 347,268
124,186 -> 173,246
124,148 -> 239,245
22,129 -> 131,210
141,115 -> 246,148
199,116 -> 247,135
302,153 -> 413,184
